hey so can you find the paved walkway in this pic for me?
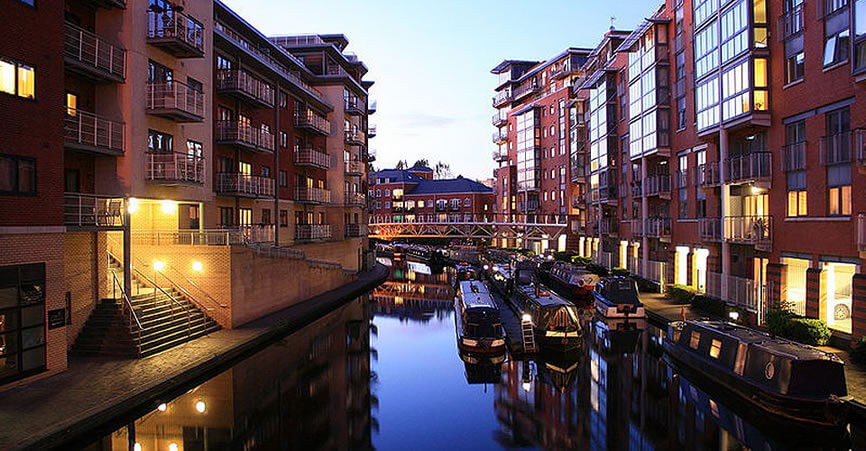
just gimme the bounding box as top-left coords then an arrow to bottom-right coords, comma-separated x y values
0,264 -> 389,451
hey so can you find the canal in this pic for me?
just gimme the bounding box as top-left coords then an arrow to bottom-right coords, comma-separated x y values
83,259 -> 854,450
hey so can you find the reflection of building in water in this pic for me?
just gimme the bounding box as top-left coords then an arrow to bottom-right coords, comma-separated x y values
494,355 -> 581,449
371,263 -> 454,322
97,298 -> 372,451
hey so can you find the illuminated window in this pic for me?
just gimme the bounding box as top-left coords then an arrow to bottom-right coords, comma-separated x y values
787,190 -> 807,217
829,185 -> 851,216
66,93 -> 77,117
0,57 -> 34,99
689,331 -> 701,349
709,339 -> 722,358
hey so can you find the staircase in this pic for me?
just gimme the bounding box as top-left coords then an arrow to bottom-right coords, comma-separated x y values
521,316 -> 537,354
71,257 -> 222,358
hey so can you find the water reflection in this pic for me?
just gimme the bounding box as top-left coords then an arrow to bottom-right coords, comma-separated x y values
369,261 -> 452,323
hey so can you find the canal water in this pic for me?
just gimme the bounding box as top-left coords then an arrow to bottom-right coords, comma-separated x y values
84,259 -> 855,450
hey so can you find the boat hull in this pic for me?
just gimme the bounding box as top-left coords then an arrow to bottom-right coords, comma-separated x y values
539,272 -> 595,307
594,296 -> 646,318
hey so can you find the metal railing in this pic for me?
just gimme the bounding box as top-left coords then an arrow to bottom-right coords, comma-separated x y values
697,162 -> 721,187
216,173 -> 275,197
345,192 -> 366,206
110,269 -> 142,355
216,121 -> 275,152
296,224 -> 332,241
512,82 -> 540,99
146,10 -> 204,54
782,141 -> 806,171
492,90 -> 512,107
492,131 -> 508,144
492,113 -> 508,126
345,96 -> 366,114
636,260 -> 666,286
146,81 -> 205,118
698,217 -> 723,242
295,187 -> 331,203
131,227 -> 275,246
132,266 -> 192,339
345,160 -> 365,175
643,174 -> 671,197
64,109 -> 124,153
367,125 -> 377,137
724,215 -> 772,248
64,193 -> 125,228
345,223 -> 368,237
645,217 -> 672,238
725,152 -> 771,183
294,109 -> 331,135
820,132 -> 852,165
631,219 -> 644,236
294,147 -> 332,169
857,129 -> 866,165
64,22 -> 125,80
215,68 -> 275,106
493,149 -> 509,162
345,129 -> 365,144
705,272 -> 762,313
146,152 -> 204,184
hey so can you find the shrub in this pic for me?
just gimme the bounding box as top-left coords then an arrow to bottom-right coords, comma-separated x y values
586,263 -> 609,277
786,318 -> 831,346
571,256 -> 592,267
667,284 -> 696,304
611,267 -> 630,277
554,251 -> 576,262
692,295 -> 727,317
852,337 -> 866,364
766,308 -> 795,337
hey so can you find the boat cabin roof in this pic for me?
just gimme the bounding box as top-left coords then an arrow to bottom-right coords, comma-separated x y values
459,280 -> 496,309
688,321 -> 841,362
596,277 -> 640,304
517,284 -> 573,307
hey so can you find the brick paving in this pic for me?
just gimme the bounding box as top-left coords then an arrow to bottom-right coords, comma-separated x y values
0,264 -> 388,451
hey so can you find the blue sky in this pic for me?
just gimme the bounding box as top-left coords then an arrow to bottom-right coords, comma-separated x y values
223,0 -> 652,180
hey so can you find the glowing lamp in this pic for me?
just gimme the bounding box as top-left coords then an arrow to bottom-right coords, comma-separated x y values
152,260 -> 166,272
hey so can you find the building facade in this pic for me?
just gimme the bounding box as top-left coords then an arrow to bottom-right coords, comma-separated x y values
0,0 -> 373,387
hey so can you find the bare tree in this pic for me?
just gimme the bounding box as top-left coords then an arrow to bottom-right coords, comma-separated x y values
434,161 -> 452,179
412,158 -> 429,168
395,159 -> 408,170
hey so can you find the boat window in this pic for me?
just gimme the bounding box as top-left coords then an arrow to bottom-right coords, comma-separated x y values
709,339 -> 722,358
689,331 -> 701,349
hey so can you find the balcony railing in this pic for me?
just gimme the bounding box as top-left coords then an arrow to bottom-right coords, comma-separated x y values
364,148 -> 376,162
512,82 -> 541,100
492,113 -> 508,127
345,192 -> 366,206
782,142 -> 807,171
295,187 -> 331,204
820,132 -> 853,165
64,22 -> 125,82
294,147 -> 331,169
146,152 -> 204,184
64,193 -> 125,229
367,125 -> 377,138
216,173 -> 275,197
345,160 -> 365,175
645,217 -> 672,238
600,217 -> 619,236
643,174 -> 671,197
859,214 -> 866,252
216,69 -> 275,108
296,224 -> 332,242
705,272 -> 762,313
725,152 -> 771,184
857,129 -> 866,165
493,149 -> 509,163
294,108 -> 331,136
146,10 -> 205,58
697,163 -> 720,187
725,215 -> 772,250
64,109 -> 124,155
345,97 -> 365,115
368,100 -> 377,114
216,121 -> 275,153
698,217 -> 723,242
492,90 -> 512,107
131,226 -> 278,246
779,3 -> 804,40
146,81 -> 205,122
345,130 -> 365,145
631,219 -> 644,237
345,223 -> 368,238
492,131 -> 508,144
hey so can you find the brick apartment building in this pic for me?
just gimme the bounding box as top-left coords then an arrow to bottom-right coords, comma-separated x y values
0,0 -> 373,387
368,165 -> 495,224
493,0 -> 866,342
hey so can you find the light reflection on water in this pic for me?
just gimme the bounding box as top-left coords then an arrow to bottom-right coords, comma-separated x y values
84,260 -> 852,450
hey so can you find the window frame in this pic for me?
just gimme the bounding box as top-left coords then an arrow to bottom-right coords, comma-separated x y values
0,154 -> 37,196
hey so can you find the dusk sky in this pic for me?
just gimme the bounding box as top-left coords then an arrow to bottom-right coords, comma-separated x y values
222,0 -> 652,180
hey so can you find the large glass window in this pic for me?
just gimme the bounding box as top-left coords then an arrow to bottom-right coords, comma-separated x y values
781,257 -> 809,315
0,57 -> 35,99
696,76 -> 720,130
695,22 -> 720,80
0,263 -> 46,384
516,109 -> 540,192
824,2 -> 851,67
855,0 -> 866,70
822,261 -> 856,333
720,0 -> 749,63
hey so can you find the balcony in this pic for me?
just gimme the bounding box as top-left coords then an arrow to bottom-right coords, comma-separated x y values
145,81 -> 204,122
820,132 -> 853,166
345,223 -> 368,238
782,142 -> 806,172
64,22 -> 125,83
645,217 -> 672,239
345,97 -> 365,116
725,152 -> 771,185
512,82 -> 541,101
492,131 -> 508,144
294,147 -> 331,170
698,217 -> 723,242
295,187 -> 331,204
492,113 -> 508,127
675,169 -> 690,189
631,219 -> 644,237
64,109 -> 124,156
549,63 -> 578,79
364,148 -> 376,163
570,157 -> 586,182
367,125 -> 377,138
146,152 -> 204,185
295,224 -> 332,242
857,129 -> 866,167
64,193 -> 125,229
631,183 -> 642,197
599,217 -> 618,236
345,192 -> 366,207
146,9 -> 205,58
725,215 -> 772,251
216,69 -> 274,108
294,109 -> 331,136
345,160 -> 365,176
216,173 -> 274,198
368,100 -> 377,114
492,149 -> 509,163
697,163 -> 721,188
216,121 -> 275,153
643,174 -> 671,199
492,91 -> 512,107
345,130 -> 366,146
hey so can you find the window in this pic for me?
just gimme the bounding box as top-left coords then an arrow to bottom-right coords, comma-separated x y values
855,0 -> 866,70
788,189 -> 808,217
829,185 -> 852,215
824,29 -> 851,67
384,189 -> 390,197
279,170 -> 287,187
384,202 -> 390,209
18,0 -> 36,6
261,209 -> 271,225
709,339 -> 722,358
219,207 -> 234,227
261,166 -> 271,178
66,92 -> 77,116
0,155 -> 36,195
279,91 -> 288,109
147,60 -> 172,83
0,263 -> 47,384
785,52 -> 805,84
279,210 -> 288,227
147,130 -> 173,153
689,331 -> 701,349
280,131 -> 288,148
0,57 -> 35,99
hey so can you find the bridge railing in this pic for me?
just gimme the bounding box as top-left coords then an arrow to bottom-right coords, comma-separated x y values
369,213 -> 572,225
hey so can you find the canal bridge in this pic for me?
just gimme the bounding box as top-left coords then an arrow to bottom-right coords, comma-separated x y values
368,214 -> 569,241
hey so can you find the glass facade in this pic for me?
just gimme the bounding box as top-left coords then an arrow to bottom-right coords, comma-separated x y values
516,109 -> 540,192
0,263 -> 46,384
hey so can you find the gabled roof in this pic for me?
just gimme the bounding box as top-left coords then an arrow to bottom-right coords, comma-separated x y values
408,165 -> 433,172
408,178 -> 494,195
370,169 -> 424,183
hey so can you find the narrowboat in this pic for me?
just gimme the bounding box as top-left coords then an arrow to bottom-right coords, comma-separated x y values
454,280 -> 506,354
510,262 -> 582,351
540,261 -> 599,306
486,263 -> 513,295
453,262 -> 478,286
592,277 -> 646,318
664,320 -> 849,428
459,349 -> 506,385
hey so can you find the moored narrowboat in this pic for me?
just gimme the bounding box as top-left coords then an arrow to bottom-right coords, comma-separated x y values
540,261 -> 600,306
664,320 -> 849,428
454,280 -> 506,354
509,262 -> 582,351
593,277 -> 646,318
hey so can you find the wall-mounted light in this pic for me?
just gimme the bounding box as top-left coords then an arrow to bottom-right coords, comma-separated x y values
128,197 -> 140,214
169,444 -> 179,451
157,403 -> 167,412
191,261 -> 204,273
195,400 -> 207,413
160,200 -> 177,214
152,260 -> 166,272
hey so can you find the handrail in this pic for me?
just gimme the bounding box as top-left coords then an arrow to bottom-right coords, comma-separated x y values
133,267 -> 192,339
110,269 -> 143,356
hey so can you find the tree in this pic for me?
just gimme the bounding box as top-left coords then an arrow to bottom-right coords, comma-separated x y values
412,158 -> 429,168
433,161 -> 452,179
395,159 -> 408,170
